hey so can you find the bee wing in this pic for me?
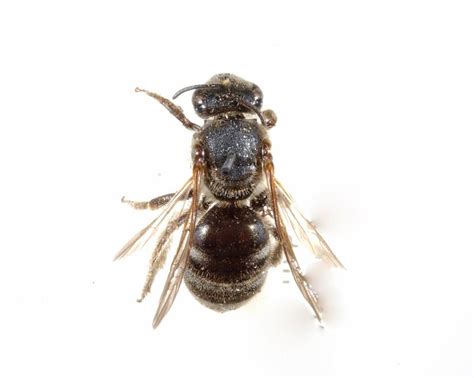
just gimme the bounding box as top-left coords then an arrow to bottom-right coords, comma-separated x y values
152,165 -> 203,328
275,179 -> 344,269
114,178 -> 193,261
265,160 -> 331,322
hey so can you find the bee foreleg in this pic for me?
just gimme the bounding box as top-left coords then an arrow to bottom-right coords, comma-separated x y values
135,87 -> 201,131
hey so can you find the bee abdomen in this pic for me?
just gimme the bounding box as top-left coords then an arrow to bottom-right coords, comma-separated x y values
184,206 -> 270,310
184,255 -> 268,310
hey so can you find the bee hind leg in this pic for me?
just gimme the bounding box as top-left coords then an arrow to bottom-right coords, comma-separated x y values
137,212 -> 188,302
121,193 -> 176,210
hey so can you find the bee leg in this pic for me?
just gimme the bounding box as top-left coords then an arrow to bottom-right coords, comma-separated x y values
251,190 -> 273,217
135,87 -> 201,131
269,228 -> 283,266
137,213 -> 188,302
121,193 -> 176,210
136,237 -> 171,303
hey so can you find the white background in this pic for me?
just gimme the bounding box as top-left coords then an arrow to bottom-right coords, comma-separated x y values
0,1 -> 472,377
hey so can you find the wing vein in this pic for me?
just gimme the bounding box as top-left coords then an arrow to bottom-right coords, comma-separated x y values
265,161 -> 323,321
152,166 -> 203,328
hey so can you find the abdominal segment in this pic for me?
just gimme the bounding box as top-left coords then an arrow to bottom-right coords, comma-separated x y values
184,205 -> 270,311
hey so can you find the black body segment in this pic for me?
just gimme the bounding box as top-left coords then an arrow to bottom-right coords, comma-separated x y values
198,116 -> 264,200
184,205 -> 271,309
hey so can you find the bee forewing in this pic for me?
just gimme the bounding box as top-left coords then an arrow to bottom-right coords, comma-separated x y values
152,166 -> 203,328
264,162 -> 324,322
275,180 -> 344,269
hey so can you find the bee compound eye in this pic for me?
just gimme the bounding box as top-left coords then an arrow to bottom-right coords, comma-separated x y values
252,86 -> 263,106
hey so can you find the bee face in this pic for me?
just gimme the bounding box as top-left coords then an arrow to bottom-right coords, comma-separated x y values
196,118 -> 265,200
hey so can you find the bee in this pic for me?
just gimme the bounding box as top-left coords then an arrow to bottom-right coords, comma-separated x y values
116,73 -> 344,328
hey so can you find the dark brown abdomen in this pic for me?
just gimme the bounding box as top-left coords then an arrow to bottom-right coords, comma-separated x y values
184,205 -> 270,311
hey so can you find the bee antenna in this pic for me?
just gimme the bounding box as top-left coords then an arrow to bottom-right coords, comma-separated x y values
239,100 -> 268,129
172,84 -> 222,100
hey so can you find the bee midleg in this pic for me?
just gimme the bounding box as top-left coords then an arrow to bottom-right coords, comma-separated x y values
252,191 -> 282,264
137,212 -> 188,302
121,192 -> 179,210
268,227 -> 283,266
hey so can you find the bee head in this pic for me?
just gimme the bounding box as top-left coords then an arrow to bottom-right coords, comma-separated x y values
172,74 -> 263,119
192,74 -> 262,119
